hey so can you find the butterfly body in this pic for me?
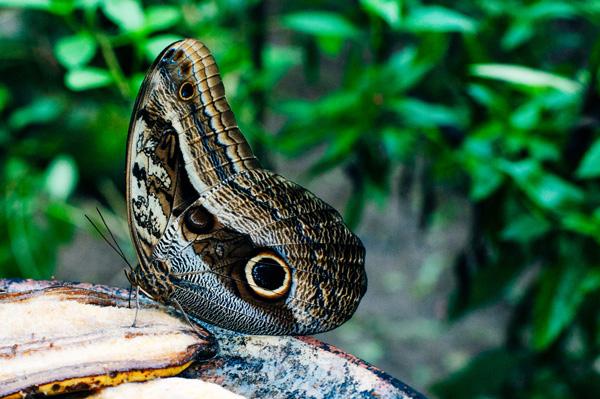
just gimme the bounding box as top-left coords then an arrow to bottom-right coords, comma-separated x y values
126,39 -> 367,335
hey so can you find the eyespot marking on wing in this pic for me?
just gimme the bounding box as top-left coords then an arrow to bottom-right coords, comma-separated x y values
179,82 -> 195,101
244,252 -> 292,301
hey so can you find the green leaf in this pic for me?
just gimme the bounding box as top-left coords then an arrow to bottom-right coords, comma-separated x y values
144,5 -> 181,32
8,97 -> 63,130
102,0 -> 144,32
388,98 -> 465,128
467,83 -> 504,109
282,11 -> 360,38
65,67 -> 113,91
526,2 -> 578,20
360,0 -> 401,29
316,36 -> 344,56
4,157 -> 28,180
528,138 -> 559,162
510,101 -> 540,130
317,90 -> 361,116
502,21 -> 534,50
385,46 -> 434,91
533,174 -> 585,209
469,163 -> 504,200
499,159 -> 584,210
462,133 -> 496,158
576,138 -> 600,179
276,99 -> 316,122
307,128 -> 361,175
264,45 -> 301,68
54,33 -> 97,69
0,0 -> 51,8
262,45 -> 301,85
144,35 -> 184,62
382,127 -> 415,161
404,6 -> 477,33
533,265 -> 592,350
470,64 -> 582,93
0,0 -> 74,14
501,214 -> 550,243
45,202 -> 75,240
44,155 -> 78,200
562,212 -> 600,238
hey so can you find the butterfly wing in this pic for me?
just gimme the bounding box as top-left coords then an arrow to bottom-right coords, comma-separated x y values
159,39 -> 260,192
168,169 -> 367,335
127,39 -> 367,335
126,43 -> 183,272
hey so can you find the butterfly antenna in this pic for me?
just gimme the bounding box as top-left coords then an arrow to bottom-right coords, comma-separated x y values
84,211 -> 133,271
95,208 -> 132,268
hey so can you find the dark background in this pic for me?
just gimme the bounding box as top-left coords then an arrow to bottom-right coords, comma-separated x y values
1,1 -> 600,397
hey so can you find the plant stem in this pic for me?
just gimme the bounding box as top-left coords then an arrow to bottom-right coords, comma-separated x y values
95,33 -> 130,99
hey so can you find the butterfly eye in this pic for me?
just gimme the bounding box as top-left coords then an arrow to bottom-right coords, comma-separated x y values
179,81 -> 195,101
244,253 -> 292,300
184,206 -> 214,234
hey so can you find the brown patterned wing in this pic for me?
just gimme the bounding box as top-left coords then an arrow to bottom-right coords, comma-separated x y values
125,43 -> 184,269
165,169 -> 367,335
126,39 -> 367,335
126,39 -> 258,278
160,40 -> 260,192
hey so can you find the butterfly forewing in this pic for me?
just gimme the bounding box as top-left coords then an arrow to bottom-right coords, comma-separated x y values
126,39 -> 367,335
164,40 -> 260,192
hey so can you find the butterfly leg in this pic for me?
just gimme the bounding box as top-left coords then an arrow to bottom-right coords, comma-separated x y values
131,285 -> 141,328
127,282 -> 133,308
171,297 -> 211,339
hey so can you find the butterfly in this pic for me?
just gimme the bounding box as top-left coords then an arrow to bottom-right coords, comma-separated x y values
125,39 -> 367,335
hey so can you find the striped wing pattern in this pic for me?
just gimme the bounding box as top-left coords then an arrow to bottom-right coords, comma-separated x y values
125,39 -> 367,335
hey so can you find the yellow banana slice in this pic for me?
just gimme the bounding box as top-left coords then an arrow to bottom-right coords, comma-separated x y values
0,286 -> 216,399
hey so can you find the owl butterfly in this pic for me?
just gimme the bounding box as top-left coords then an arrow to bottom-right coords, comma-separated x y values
125,39 -> 367,335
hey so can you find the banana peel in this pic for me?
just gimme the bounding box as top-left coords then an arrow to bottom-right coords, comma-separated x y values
0,279 -> 424,399
0,286 -> 216,398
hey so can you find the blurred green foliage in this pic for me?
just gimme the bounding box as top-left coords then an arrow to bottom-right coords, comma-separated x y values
1,0 -> 600,397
